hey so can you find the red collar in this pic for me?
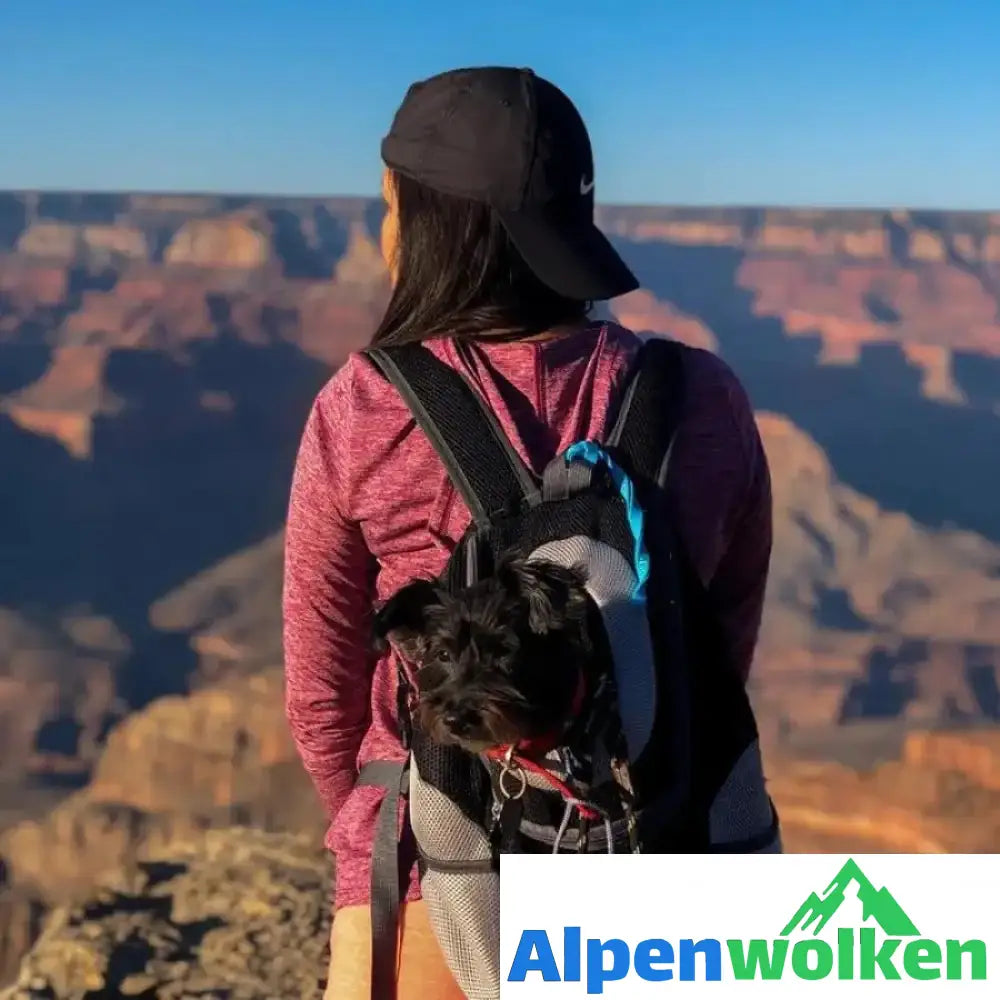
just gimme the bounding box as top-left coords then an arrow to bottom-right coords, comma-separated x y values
491,667 -> 588,761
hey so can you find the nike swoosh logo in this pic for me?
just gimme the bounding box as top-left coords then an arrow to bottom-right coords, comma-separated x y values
580,176 -> 595,195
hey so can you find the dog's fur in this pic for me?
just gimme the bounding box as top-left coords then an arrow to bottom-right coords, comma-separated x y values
372,557 -> 598,752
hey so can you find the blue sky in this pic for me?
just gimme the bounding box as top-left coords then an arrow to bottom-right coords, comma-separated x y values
1,0 -> 998,208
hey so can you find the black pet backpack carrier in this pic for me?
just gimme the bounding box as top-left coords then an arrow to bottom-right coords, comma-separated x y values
356,338 -> 780,1000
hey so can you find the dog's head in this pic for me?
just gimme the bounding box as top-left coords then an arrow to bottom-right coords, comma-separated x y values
372,557 -> 592,752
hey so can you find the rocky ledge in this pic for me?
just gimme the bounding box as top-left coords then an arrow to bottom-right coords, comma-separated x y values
0,829 -> 330,1000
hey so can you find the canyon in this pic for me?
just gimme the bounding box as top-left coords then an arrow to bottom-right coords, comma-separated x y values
1,192 -> 999,989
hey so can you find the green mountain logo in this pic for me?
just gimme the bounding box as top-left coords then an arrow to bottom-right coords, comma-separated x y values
781,858 -> 921,937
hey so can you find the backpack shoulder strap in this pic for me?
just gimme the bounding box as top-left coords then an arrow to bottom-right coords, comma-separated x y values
606,336 -> 687,487
364,342 -> 540,525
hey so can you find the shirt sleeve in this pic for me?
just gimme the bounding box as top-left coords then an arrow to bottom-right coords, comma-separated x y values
666,349 -> 773,683
709,401 -> 772,682
283,368 -> 377,822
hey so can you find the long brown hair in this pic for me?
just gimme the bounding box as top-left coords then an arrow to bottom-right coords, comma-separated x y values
371,172 -> 589,347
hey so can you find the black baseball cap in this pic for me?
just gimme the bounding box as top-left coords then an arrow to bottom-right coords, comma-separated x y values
381,66 -> 639,301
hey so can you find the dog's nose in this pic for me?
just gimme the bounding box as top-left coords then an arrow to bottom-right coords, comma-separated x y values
444,709 -> 477,736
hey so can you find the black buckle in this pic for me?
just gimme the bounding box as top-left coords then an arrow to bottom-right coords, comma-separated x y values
542,455 -> 597,503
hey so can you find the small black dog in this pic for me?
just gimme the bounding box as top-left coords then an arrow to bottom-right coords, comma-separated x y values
372,557 -> 598,752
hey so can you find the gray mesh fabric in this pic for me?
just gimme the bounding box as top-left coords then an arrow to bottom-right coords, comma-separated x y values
709,738 -> 782,852
423,871 -> 501,1000
530,536 -> 656,761
410,759 -> 500,1000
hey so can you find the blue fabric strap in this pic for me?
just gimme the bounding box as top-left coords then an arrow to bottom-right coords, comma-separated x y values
563,440 -> 650,600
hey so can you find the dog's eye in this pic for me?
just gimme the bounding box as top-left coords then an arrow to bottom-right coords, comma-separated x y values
431,649 -> 452,665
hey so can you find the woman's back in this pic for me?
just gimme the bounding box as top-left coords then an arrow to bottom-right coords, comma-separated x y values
284,319 -> 771,909
283,64 -> 773,999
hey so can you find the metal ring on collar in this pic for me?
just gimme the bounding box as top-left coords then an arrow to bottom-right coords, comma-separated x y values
498,764 -> 527,801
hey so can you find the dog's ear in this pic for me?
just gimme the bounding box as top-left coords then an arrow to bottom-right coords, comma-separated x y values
372,578 -> 440,655
498,558 -> 589,635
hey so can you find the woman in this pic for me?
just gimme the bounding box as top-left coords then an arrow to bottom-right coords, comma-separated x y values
284,66 -> 772,998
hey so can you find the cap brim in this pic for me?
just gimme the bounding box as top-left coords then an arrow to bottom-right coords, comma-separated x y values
497,210 -> 639,301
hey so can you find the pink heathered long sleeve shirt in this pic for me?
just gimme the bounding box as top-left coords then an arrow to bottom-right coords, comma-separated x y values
282,322 -> 771,909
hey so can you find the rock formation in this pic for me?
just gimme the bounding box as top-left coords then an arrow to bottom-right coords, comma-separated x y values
768,729 -> 1000,854
0,829 -> 330,1000
3,734 -> 1000,994
163,216 -> 272,270
0,670 -> 323,904
610,288 -> 717,350
0,669 -> 324,984
753,412 -> 1000,736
